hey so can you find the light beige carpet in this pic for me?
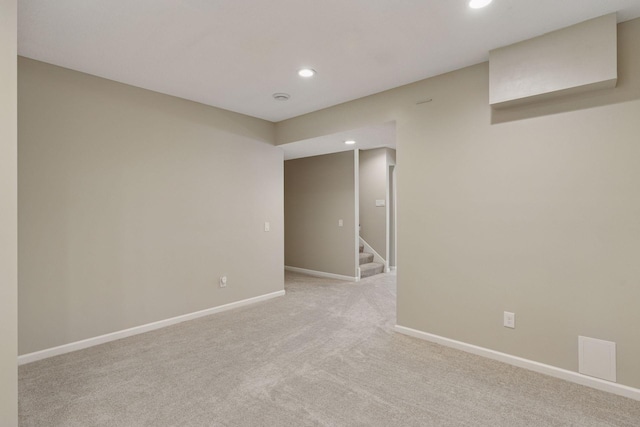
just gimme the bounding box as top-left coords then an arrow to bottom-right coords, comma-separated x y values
19,272 -> 640,426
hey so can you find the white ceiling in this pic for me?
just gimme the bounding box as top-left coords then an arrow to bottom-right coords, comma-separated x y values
18,0 -> 640,123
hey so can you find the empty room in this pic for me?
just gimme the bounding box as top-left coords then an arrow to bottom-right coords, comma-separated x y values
2,0 -> 640,425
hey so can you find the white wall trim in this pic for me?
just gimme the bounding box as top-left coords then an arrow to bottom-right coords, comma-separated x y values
354,149 -> 361,282
385,161 -> 390,274
391,163 -> 397,272
18,290 -> 285,365
394,325 -> 640,402
285,265 -> 358,282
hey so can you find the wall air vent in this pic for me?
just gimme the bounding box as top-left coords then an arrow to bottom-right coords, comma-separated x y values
273,93 -> 290,101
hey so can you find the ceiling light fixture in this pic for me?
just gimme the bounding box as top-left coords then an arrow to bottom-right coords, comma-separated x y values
344,140 -> 356,145
273,93 -> 290,101
469,0 -> 492,9
298,68 -> 316,78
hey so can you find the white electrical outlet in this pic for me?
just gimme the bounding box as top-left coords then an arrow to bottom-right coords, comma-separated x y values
338,219 -> 343,227
219,276 -> 227,288
504,311 -> 515,329
264,222 -> 270,232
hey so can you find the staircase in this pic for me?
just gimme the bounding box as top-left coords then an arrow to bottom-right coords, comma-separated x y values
359,243 -> 384,278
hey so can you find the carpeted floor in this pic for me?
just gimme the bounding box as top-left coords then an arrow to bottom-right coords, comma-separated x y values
19,272 -> 640,426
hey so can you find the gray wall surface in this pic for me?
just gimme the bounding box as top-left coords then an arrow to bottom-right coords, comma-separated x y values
1,0 -> 18,424
284,152 -> 356,278
18,58 -> 284,355
359,148 -> 390,259
276,19 -> 640,389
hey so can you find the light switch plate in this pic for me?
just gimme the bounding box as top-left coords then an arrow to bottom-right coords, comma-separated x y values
503,311 -> 515,328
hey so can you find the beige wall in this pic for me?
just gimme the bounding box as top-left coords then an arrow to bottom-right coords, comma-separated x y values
359,148 -> 389,259
490,14 -> 618,107
284,152 -> 356,278
277,19 -> 640,389
1,0 -> 18,424
18,58 -> 284,355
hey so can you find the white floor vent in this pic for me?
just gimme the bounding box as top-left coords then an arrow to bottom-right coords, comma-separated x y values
578,336 -> 616,382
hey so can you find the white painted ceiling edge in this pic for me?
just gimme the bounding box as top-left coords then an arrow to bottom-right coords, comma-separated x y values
280,122 -> 396,161
18,1 -> 640,122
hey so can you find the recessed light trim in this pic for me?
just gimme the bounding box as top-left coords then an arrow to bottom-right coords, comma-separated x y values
298,68 -> 316,78
273,93 -> 290,101
469,0 -> 492,9
344,140 -> 356,145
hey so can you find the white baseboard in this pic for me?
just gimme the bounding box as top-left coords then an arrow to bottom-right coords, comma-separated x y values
394,325 -> 640,402
18,290 -> 285,365
285,266 -> 357,282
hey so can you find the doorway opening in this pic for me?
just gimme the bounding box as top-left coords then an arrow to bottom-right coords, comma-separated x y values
280,121 -> 396,282
358,146 -> 396,278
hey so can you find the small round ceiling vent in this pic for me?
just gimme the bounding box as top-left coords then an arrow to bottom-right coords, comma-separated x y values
273,93 -> 290,101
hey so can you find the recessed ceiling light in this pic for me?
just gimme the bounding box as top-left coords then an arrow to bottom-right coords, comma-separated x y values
469,0 -> 492,9
344,140 -> 356,145
298,68 -> 316,78
273,93 -> 290,101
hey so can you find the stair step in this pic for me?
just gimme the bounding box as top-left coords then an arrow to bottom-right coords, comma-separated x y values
359,243 -> 364,253
360,262 -> 384,278
359,252 -> 374,265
